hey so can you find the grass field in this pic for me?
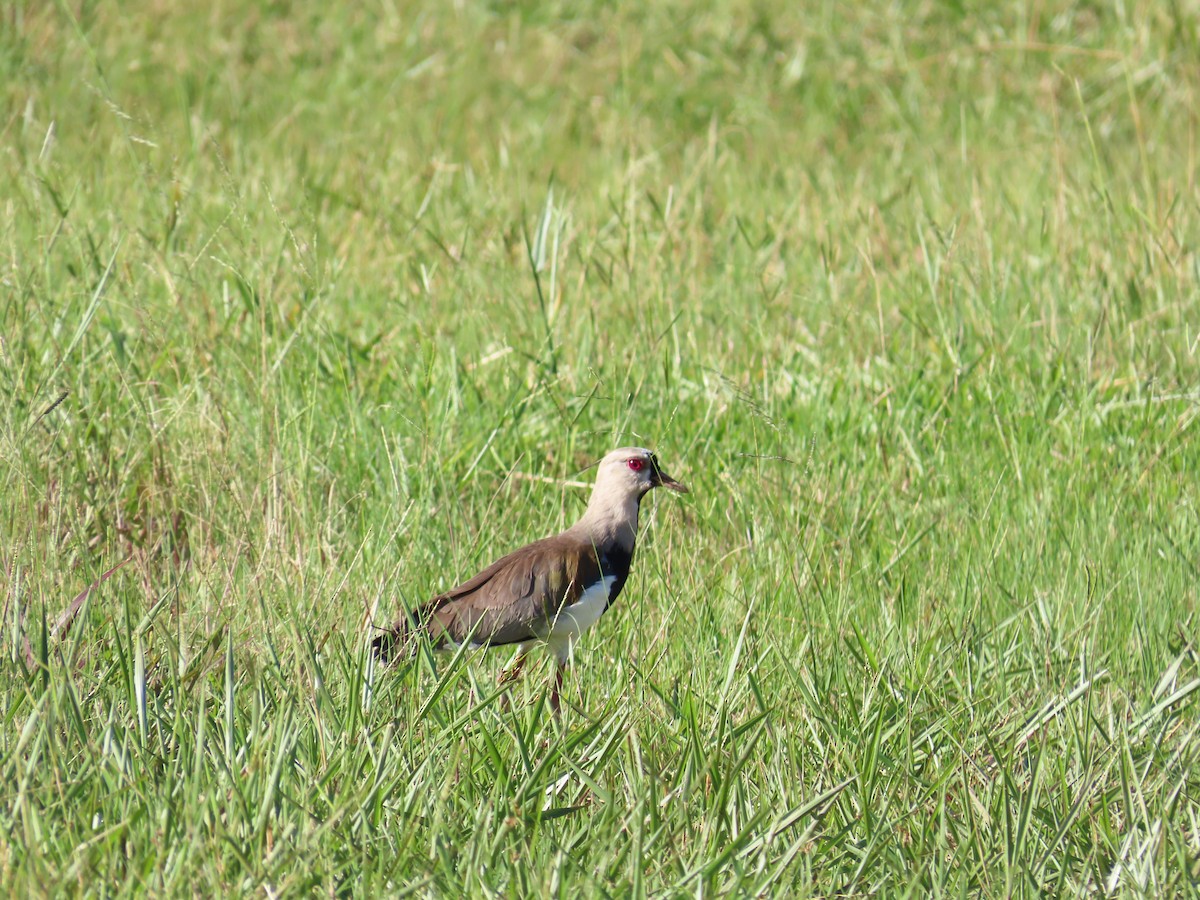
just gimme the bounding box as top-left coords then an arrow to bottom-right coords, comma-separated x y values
3,0 -> 1200,895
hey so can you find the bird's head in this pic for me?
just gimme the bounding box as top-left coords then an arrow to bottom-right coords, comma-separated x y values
595,447 -> 689,498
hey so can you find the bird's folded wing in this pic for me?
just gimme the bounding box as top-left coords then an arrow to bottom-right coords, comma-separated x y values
421,536 -> 602,647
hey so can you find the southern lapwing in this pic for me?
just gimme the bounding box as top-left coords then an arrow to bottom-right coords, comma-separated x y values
371,447 -> 688,711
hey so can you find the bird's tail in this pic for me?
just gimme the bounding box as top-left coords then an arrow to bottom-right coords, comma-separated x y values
370,602 -> 434,664
370,620 -> 408,663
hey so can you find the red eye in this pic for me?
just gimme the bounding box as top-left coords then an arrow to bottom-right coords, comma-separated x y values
627,458 -> 644,471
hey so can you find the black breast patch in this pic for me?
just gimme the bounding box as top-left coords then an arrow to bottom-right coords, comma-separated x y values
600,545 -> 635,607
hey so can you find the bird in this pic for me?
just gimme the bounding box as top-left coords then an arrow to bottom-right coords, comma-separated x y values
371,447 -> 688,712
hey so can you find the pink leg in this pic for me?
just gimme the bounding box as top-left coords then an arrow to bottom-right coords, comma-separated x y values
549,663 -> 566,714
498,651 -> 529,685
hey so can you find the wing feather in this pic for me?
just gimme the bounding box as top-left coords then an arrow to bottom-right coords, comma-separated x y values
372,536 -> 605,660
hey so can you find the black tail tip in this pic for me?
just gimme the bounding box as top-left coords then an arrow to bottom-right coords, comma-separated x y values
370,628 -> 401,664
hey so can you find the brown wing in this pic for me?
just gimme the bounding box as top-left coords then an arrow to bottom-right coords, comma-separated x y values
372,535 -> 603,659
423,535 -> 603,646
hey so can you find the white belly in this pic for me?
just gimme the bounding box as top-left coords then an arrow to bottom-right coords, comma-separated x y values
537,575 -> 615,663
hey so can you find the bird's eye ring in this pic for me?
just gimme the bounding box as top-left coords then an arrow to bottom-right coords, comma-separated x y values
627,458 -> 645,471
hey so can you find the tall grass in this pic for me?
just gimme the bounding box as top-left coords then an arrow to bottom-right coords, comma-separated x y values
2,0 -> 1199,894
